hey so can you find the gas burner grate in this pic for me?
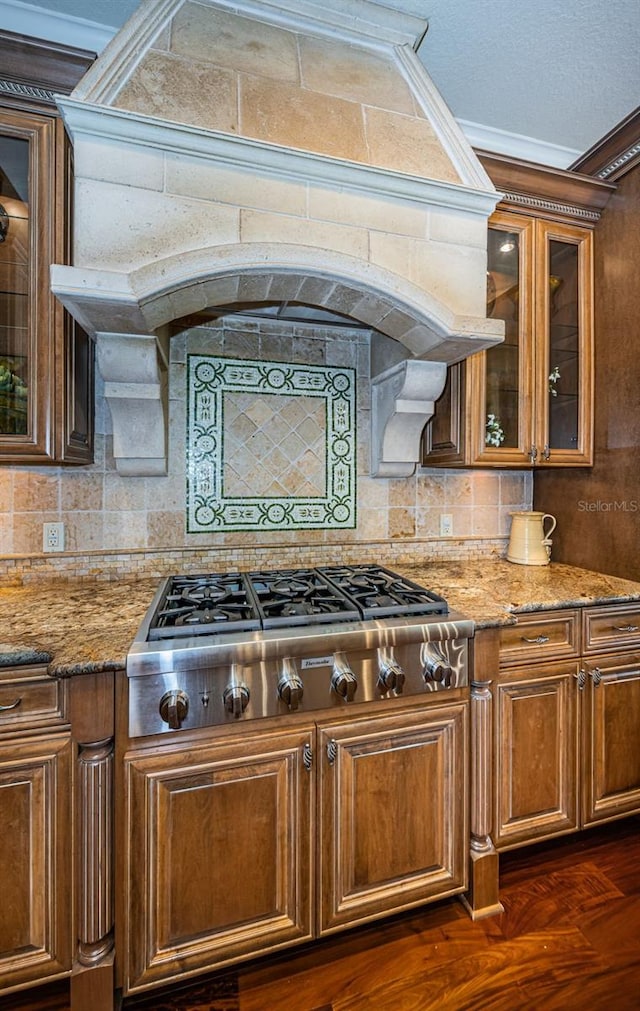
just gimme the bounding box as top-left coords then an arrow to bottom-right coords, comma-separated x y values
248,567 -> 361,628
149,573 -> 260,639
319,565 -> 448,619
145,565 -> 448,640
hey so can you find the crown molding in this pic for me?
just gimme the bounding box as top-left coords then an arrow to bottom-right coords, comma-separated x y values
476,149 -> 616,222
0,27 -> 95,100
459,118 -> 581,171
570,106 -> 640,182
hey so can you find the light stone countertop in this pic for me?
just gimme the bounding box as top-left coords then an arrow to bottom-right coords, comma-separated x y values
2,561 -> 640,677
394,559 -> 640,628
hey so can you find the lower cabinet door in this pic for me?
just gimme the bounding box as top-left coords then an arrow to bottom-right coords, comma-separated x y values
582,654 -> 640,826
123,727 -> 314,994
0,735 -> 72,992
494,661 -> 579,849
318,702 -> 468,934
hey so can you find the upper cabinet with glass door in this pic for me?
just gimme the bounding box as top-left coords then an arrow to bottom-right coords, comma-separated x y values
0,110 -> 49,456
478,211 -> 593,467
422,154 -> 613,469
0,32 -> 95,464
0,131 -> 29,437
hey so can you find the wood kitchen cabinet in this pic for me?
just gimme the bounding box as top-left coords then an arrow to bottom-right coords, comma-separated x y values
494,658 -> 580,848
492,605 -> 640,852
123,725 -> 315,993
0,666 -> 72,996
121,696 -> 468,997
423,210 -> 594,468
318,703 -> 468,933
422,151 -> 617,470
0,31 -> 95,463
581,601 -> 640,826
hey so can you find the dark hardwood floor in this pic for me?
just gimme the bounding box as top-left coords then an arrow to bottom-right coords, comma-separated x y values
4,818 -> 640,1011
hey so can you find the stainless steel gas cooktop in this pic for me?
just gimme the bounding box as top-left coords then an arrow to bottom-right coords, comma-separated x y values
126,564 -> 473,737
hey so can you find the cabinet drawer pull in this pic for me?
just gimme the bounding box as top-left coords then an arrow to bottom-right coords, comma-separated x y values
0,697 -> 22,712
327,739 -> 337,766
302,743 -> 313,771
521,635 -> 550,645
613,624 -> 639,633
590,667 -> 602,687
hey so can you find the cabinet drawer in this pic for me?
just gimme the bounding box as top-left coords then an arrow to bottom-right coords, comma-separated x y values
0,666 -> 67,731
499,610 -> 580,666
582,604 -> 640,655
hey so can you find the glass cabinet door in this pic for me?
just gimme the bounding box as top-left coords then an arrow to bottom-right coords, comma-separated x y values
0,132 -> 30,437
471,211 -> 534,465
537,220 -> 593,465
0,108 -> 56,459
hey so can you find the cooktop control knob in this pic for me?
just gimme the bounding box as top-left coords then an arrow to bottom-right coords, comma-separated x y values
377,653 -> 405,694
278,658 -> 304,711
422,645 -> 452,687
223,683 -> 250,718
331,653 -> 357,702
159,689 -> 189,730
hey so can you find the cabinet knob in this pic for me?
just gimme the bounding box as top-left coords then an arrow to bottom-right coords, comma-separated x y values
159,690 -> 189,729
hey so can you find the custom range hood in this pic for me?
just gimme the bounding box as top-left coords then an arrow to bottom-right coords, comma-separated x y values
51,0 -> 503,477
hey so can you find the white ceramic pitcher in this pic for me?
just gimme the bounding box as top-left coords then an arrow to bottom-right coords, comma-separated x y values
507,511 -> 557,566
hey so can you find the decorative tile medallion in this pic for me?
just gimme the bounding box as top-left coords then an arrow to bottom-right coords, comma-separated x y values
187,356 -> 356,532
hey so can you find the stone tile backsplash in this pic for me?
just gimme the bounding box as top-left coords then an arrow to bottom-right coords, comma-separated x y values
0,316 -> 533,578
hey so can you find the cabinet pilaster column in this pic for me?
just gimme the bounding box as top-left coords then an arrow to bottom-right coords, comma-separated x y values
462,630 -> 503,919
470,678 -> 493,854
77,738 -> 114,965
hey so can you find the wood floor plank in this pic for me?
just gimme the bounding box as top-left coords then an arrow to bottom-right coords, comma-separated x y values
5,819 -> 640,1011
334,927 -> 601,1011
238,914 -> 498,1011
496,861 -> 624,940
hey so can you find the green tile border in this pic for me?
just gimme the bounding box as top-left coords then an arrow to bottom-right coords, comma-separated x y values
187,355 -> 356,532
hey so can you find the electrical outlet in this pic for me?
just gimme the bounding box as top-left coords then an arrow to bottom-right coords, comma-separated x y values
440,514 -> 453,537
43,522 -> 65,553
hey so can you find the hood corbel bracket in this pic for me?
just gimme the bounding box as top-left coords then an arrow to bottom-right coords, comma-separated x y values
371,359 -> 447,478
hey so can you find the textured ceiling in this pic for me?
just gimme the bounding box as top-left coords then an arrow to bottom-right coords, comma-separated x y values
5,0 -> 640,161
